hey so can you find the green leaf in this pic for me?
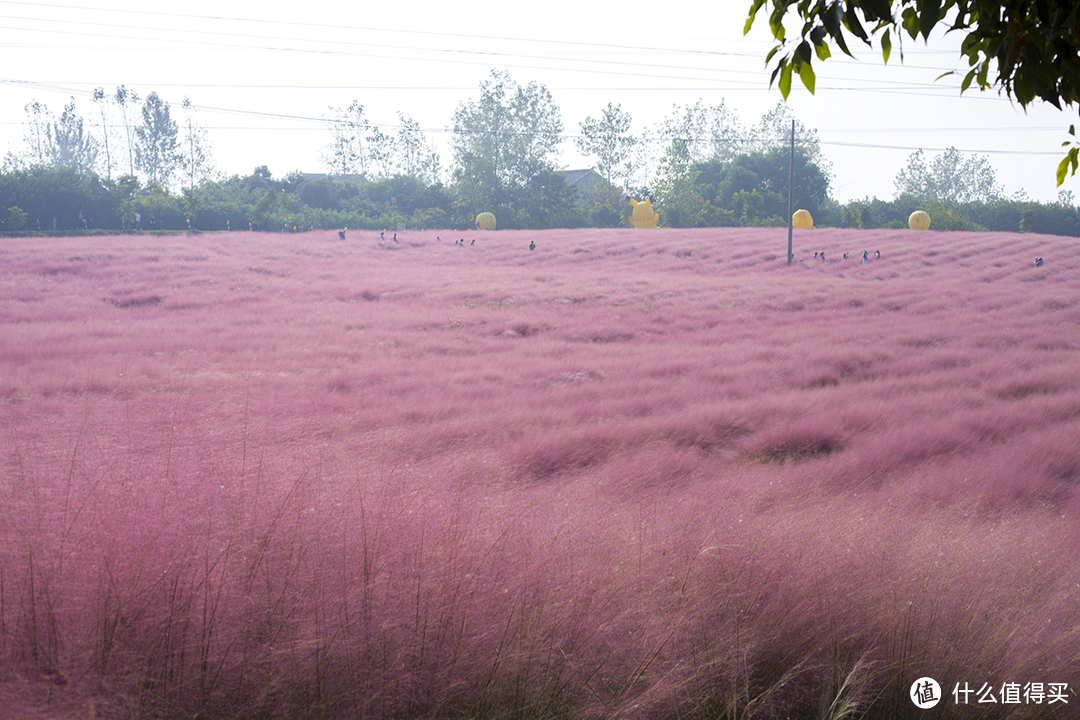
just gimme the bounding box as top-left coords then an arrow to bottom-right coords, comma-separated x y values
823,3 -> 842,38
769,7 -> 786,42
743,3 -> 760,36
796,40 -> 813,64
799,61 -> 817,94
865,0 -> 892,22
1015,75 -> 1036,105
920,0 -> 941,40
844,4 -> 869,41
1056,148 -> 1078,186
901,8 -> 919,39
960,68 -> 976,92
779,62 -> 794,99
881,29 -> 891,64
810,24 -> 831,60
833,30 -> 853,57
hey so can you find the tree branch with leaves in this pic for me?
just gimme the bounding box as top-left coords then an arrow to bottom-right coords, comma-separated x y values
745,0 -> 1080,184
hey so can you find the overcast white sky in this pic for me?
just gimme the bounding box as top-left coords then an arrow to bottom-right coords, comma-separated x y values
1,0 -> 1074,203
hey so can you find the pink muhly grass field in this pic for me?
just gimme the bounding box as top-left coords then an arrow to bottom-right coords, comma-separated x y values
1,226 -> 1078,719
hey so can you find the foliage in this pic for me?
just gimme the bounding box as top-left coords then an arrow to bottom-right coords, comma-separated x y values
113,85 -> 141,178
2,157 -> 1075,235
179,97 -> 214,190
135,92 -> 182,187
745,0 -> 1080,184
451,69 -> 564,217
0,164 -> 117,230
581,180 -> 630,228
2,83 -> 1078,235
366,124 -> 395,180
394,112 -> 440,184
25,101 -> 51,167
894,147 -> 1002,203
4,205 -> 28,231
321,100 -> 370,178
46,97 -> 98,174
576,102 -> 637,190
91,88 -> 116,180
652,139 -> 707,227
692,148 -> 834,227
656,99 -> 747,166
745,100 -> 825,168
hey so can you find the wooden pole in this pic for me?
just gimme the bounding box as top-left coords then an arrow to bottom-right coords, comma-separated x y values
787,119 -> 794,265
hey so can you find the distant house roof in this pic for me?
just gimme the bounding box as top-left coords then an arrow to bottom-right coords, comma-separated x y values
300,173 -> 367,185
563,169 -> 606,202
564,168 -> 603,187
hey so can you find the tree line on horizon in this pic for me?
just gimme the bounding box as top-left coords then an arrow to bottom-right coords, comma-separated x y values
2,69 -> 1078,236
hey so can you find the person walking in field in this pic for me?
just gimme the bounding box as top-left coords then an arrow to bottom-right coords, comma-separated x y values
862,250 -> 869,264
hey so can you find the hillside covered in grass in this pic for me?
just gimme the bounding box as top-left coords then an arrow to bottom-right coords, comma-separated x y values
1,226 -> 1078,719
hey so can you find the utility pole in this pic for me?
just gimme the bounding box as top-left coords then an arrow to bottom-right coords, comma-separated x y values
787,119 -> 794,266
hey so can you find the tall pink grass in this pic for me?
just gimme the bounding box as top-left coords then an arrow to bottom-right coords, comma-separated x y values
1,227 -> 1078,718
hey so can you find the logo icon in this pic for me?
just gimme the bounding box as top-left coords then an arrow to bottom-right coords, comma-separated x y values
911,677 -> 941,709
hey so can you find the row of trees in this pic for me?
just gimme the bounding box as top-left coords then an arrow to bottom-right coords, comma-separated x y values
6,87 -> 211,192
2,69 -> 1078,236
2,154 -> 1075,237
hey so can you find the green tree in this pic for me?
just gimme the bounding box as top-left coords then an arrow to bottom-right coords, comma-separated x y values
894,147 -> 1002,203
745,101 -> 824,168
180,97 -> 214,190
0,164 -> 117,230
19,100 -> 52,167
576,102 -> 637,189
366,125 -> 395,180
735,148 -> 833,223
652,138 -> 707,227
451,69 -> 564,215
394,112 -> 439,182
135,92 -> 181,187
92,88 -> 115,180
691,148 -> 832,226
113,85 -> 140,177
744,0 -> 1080,184
5,206 -> 28,232
657,99 -> 745,165
695,160 -> 759,208
47,97 -> 98,173
321,101 -> 369,178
